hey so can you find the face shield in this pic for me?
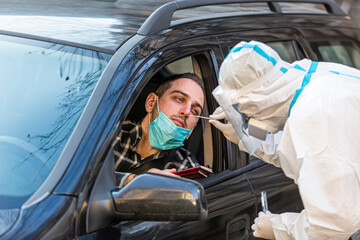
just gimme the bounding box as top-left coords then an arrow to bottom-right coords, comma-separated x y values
212,86 -> 256,154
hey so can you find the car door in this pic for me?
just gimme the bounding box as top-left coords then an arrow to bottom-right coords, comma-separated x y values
96,31 -> 305,240
80,30 -> 264,239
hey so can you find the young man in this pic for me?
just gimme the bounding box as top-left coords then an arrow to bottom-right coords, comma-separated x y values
113,73 -> 205,187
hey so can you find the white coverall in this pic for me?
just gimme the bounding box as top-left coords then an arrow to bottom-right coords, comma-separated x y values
211,40 -> 360,240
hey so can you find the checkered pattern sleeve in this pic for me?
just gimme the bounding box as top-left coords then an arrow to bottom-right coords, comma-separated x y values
113,121 -> 200,188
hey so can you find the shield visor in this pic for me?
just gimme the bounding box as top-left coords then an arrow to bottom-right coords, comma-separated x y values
212,86 -> 255,155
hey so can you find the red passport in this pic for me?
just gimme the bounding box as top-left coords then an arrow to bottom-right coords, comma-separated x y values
174,166 -> 213,179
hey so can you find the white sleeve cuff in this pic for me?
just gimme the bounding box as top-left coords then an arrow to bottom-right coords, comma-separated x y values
271,210 -> 308,240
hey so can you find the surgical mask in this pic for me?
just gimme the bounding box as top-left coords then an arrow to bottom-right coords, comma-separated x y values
148,96 -> 192,150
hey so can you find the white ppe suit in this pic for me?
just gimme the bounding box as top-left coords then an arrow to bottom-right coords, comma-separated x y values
212,40 -> 360,240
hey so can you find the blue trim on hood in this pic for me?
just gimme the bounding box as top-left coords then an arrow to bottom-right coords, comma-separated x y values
227,43 -> 277,66
330,71 -> 360,79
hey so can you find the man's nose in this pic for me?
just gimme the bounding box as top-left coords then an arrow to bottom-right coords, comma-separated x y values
180,104 -> 192,117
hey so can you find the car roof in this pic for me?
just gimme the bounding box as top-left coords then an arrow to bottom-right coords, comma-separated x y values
0,0 -> 173,53
0,0 -> 347,54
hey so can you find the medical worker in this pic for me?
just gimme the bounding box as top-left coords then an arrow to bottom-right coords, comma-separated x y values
209,40 -> 360,240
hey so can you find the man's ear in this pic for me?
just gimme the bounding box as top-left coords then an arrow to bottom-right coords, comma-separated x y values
145,92 -> 157,113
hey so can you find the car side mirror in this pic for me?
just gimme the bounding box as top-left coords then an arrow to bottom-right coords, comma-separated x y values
112,173 -> 207,221
86,148 -> 207,233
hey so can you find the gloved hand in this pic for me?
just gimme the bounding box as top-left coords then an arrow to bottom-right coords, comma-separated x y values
251,211 -> 278,240
209,107 -> 240,144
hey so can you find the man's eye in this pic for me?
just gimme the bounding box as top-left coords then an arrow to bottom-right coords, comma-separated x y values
191,108 -> 199,115
175,97 -> 184,102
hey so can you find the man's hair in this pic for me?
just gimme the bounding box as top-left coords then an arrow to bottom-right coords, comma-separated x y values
155,73 -> 205,98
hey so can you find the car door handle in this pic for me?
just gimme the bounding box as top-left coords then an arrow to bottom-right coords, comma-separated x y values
226,214 -> 250,240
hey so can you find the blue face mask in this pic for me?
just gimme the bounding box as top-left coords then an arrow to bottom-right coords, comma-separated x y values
148,97 -> 192,150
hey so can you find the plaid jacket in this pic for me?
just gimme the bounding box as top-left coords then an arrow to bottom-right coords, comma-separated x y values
113,120 -> 199,187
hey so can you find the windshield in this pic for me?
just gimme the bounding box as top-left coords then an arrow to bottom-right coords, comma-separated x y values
0,35 -> 110,208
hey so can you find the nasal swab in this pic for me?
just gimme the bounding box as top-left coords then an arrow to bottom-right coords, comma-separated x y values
187,115 -> 211,120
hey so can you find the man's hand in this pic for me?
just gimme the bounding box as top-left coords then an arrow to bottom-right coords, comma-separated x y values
148,168 -> 180,177
124,173 -> 136,186
251,211 -> 278,240
209,107 -> 240,144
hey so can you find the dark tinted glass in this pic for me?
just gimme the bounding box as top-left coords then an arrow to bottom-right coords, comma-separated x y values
267,41 -> 301,63
310,40 -> 360,68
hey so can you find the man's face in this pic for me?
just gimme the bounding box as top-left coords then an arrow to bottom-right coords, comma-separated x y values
153,78 -> 204,130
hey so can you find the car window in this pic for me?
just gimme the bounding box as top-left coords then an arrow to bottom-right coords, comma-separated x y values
123,55 -> 213,169
165,56 -> 213,168
310,40 -> 360,68
266,40 -> 304,63
0,35 -> 110,208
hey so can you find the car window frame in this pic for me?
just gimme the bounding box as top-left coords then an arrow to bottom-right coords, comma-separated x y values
112,50 -> 222,173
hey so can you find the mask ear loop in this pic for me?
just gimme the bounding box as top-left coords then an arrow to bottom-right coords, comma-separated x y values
149,95 -> 159,125
156,95 -> 159,113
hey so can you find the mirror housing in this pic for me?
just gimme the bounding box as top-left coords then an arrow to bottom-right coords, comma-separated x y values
112,173 -> 207,221
86,148 -> 207,233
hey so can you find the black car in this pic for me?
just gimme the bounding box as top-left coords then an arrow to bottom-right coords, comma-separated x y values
1,0 -> 360,239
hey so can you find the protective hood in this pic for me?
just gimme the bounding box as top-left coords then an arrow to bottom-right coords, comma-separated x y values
214,40 -> 307,134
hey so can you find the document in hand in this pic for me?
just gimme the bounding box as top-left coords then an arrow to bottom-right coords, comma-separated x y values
174,166 -> 213,179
